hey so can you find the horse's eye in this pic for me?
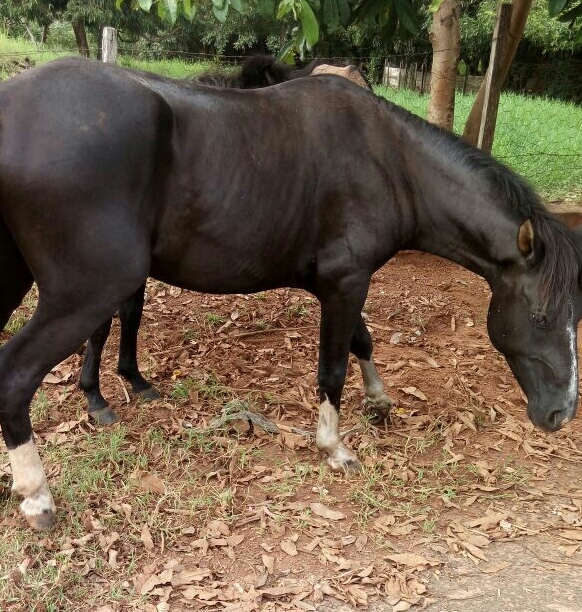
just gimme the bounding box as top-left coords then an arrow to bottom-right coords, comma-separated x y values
531,312 -> 547,329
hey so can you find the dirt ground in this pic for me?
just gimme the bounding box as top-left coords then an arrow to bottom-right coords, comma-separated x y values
1,251 -> 582,611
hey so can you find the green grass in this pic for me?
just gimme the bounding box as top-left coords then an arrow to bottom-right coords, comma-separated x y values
375,85 -> 582,200
118,56 -> 216,79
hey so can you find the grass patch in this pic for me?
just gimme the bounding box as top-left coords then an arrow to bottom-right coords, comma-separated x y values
375,85 -> 582,200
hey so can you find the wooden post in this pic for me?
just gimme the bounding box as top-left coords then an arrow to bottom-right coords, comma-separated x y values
102,27 -> 118,64
477,3 -> 513,153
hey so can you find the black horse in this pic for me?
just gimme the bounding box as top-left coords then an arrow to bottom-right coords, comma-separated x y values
79,54 -> 372,425
0,58 -> 580,531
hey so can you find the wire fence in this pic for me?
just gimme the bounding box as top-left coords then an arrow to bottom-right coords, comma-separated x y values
0,45 -> 581,201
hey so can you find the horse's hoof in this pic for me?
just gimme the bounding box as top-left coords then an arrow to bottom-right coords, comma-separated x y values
363,396 -> 393,426
136,387 -> 161,402
326,456 -> 363,474
24,508 -> 55,531
343,458 -> 363,474
88,406 -> 119,425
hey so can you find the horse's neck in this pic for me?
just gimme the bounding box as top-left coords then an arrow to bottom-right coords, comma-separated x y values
405,160 -> 519,284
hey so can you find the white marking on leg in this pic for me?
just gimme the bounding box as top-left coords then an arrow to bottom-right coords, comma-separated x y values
358,357 -> 389,401
316,399 -> 360,471
8,438 -> 56,528
563,313 -> 579,426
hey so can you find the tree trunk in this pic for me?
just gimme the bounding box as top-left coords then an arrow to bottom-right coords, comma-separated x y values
427,0 -> 460,130
22,22 -> 37,47
72,20 -> 90,58
41,25 -> 49,45
463,0 -> 533,145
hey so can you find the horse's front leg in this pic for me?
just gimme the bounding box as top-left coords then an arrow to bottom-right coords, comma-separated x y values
315,280 -> 370,472
1,299 -> 129,529
351,316 -> 393,424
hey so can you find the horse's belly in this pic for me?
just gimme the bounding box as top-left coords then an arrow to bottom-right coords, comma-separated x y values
150,239 -> 310,294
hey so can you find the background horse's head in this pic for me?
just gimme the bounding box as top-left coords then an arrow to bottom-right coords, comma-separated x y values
486,217 -> 580,432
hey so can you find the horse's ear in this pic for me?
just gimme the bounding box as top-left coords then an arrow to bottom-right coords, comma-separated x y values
517,219 -> 535,259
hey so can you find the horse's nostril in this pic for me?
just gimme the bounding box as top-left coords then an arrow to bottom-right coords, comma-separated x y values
547,409 -> 567,431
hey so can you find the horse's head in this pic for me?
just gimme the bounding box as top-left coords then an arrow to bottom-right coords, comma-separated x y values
487,218 -> 580,432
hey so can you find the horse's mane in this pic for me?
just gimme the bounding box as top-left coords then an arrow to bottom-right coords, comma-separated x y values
194,55 -> 294,89
375,95 -> 580,312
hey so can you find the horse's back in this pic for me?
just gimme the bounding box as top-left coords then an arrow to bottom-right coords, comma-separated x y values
0,59 -> 392,293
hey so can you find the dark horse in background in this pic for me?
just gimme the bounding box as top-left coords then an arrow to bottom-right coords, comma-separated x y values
0,58 -> 580,531
79,53 -> 373,425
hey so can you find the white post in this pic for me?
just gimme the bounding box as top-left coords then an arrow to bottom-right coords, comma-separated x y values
102,27 -> 118,64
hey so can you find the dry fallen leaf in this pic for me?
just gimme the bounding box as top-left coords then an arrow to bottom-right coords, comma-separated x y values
280,538 -> 298,556
141,524 -> 154,552
310,503 -> 347,521
399,387 -> 427,402
385,553 -> 440,569
171,568 -> 212,587
139,473 -> 167,495
480,561 -> 511,574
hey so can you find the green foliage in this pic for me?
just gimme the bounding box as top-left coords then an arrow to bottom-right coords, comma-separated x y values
460,0 -> 581,61
554,0 -> 582,43
115,0 -> 422,53
375,85 -> 582,200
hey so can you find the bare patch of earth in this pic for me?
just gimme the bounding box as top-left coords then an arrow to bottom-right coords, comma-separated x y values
0,252 -> 581,611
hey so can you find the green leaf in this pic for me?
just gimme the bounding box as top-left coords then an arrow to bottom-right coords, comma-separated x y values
350,0 -> 390,25
548,0 -> 571,18
575,23 -> 582,43
429,0 -> 444,13
257,0 -> 276,17
378,3 -> 391,27
230,0 -> 245,12
181,0 -> 197,19
558,2 -> 582,22
394,0 -> 420,34
277,39 -> 297,63
138,0 -> 154,10
277,0 -> 296,19
324,0 -> 340,31
300,0 -> 320,46
115,0 -> 124,10
162,0 -> 179,22
213,0 -> 230,22
338,0 -> 350,24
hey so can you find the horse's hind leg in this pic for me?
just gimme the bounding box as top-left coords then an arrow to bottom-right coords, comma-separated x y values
79,317 -> 118,424
0,220 -> 33,330
0,295 -> 137,530
350,316 -> 393,424
117,283 -> 160,401
79,284 -> 158,426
